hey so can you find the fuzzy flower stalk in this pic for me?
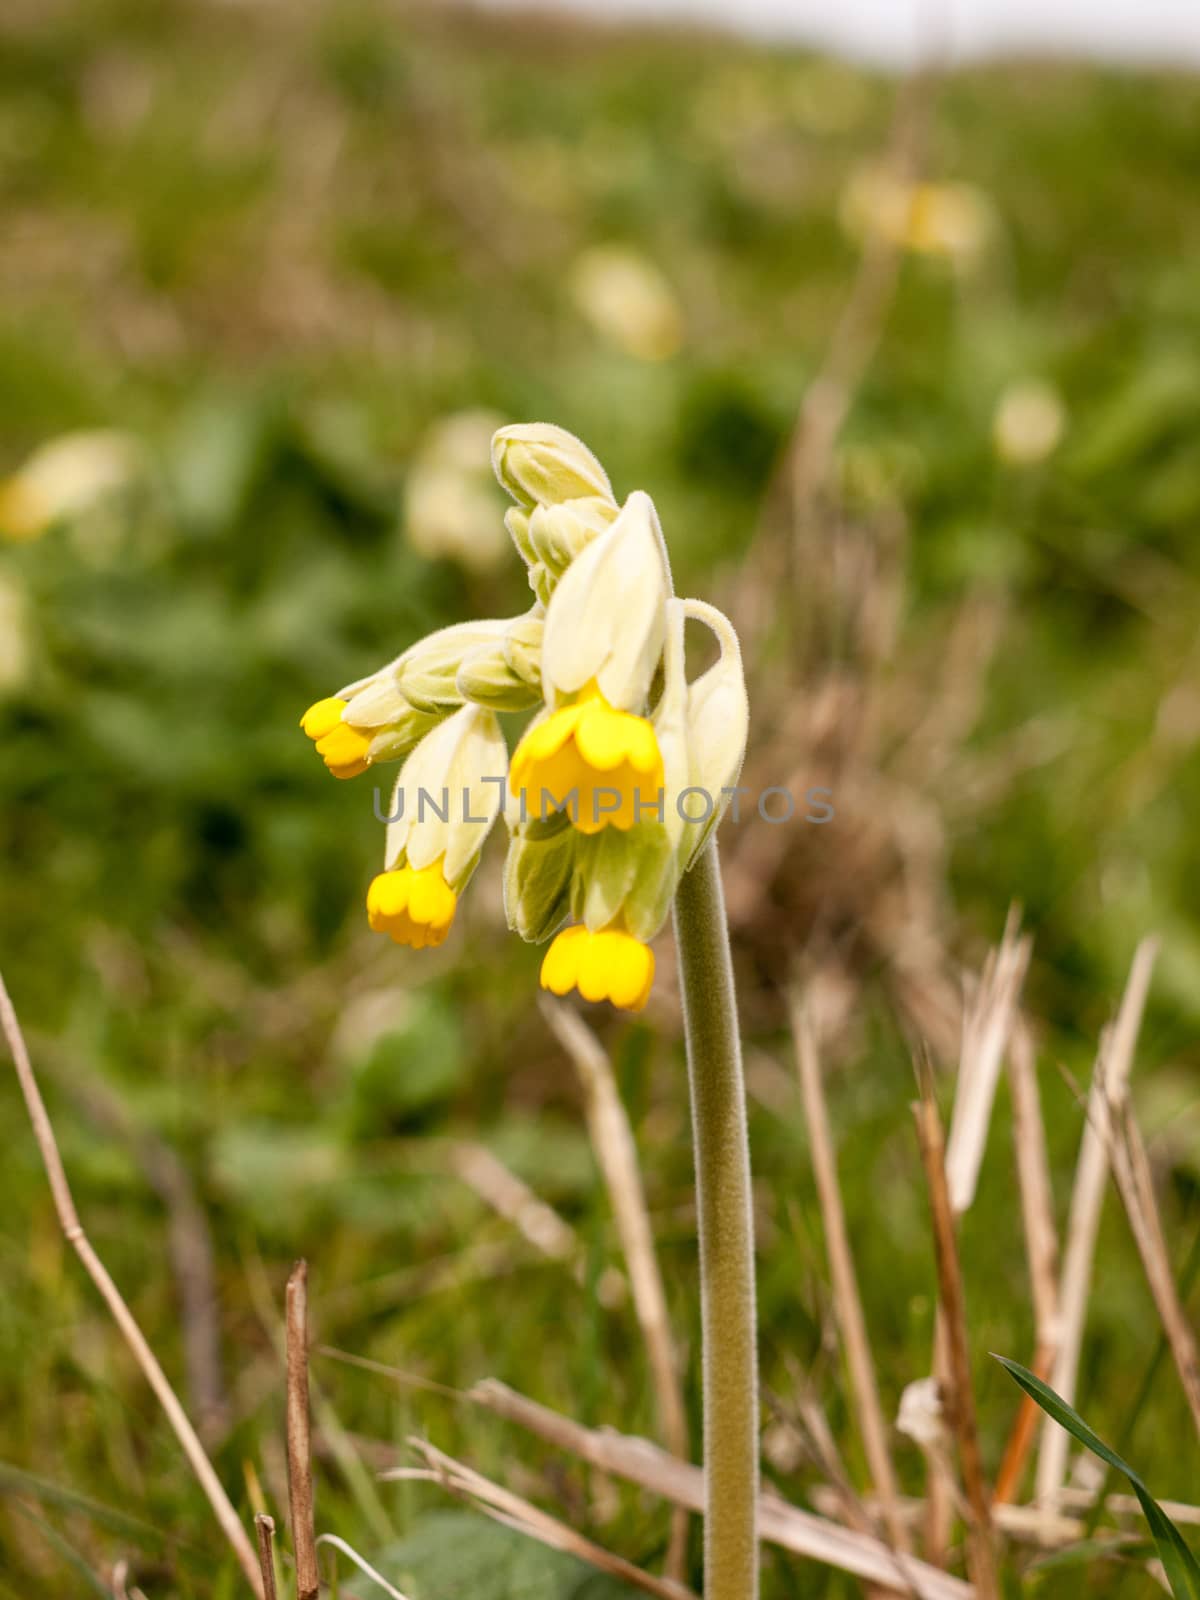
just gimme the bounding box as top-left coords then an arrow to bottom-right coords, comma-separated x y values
301,422 -> 757,1599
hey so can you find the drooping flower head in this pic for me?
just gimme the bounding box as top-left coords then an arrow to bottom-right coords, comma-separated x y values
301,422 -> 748,1009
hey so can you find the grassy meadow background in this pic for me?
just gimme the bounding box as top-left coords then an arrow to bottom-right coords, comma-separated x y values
2,0 -> 1200,1593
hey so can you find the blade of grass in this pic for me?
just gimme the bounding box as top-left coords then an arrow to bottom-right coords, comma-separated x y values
996,1355 -> 1200,1599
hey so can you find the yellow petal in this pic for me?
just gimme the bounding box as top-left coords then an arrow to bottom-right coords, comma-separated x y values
540,925 -> 587,994
577,929 -> 620,1003
574,702 -> 633,772
511,703 -> 584,792
608,936 -> 655,1011
623,718 -> 662,776
301,697 -> 349,741
316,722 -> 372,777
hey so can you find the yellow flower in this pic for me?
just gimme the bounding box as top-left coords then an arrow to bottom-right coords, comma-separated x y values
366,859 -> 457,949
540,924 -> 655,1011
300,697 -> 372,779
509,685 -> 664,834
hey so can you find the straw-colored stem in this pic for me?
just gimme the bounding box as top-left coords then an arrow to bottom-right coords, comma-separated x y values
0,971 -> 264,1598
673,840 -> 758,1600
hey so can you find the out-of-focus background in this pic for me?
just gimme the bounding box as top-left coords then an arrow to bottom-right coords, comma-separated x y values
2,1 -> 1200,1595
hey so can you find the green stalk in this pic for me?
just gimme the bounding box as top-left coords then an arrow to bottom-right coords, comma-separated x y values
673,839 -> 759,1600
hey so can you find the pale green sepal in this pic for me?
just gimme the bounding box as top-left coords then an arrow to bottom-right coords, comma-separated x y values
492,423 -> 614,509
503,812 -> 577,942
385,704 -> 508,882
572,828 -> 641,931
395,619 -> 511,714
502,610 -> 545,689
678,599 -> 750,869
365,711 -> 440,765
619,824 -> 679,943
527,496 -> 618,577
455,648 -> 542,712
540,490 -> 668,711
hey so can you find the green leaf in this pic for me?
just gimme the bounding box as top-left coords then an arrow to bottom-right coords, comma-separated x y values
379,1510 -> 642,1599
995,1355 -> 1200,1599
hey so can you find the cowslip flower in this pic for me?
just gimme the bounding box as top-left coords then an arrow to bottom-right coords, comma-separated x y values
304,421 -> 748,1011
367,703 -> 507,948
507,492 -> 669,836
0,430 -> 145,543
513,597 -> 749,1011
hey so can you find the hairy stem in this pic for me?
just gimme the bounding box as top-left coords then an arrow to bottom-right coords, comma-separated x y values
673,840 -> 759,1600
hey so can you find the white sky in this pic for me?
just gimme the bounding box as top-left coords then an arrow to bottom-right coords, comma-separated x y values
472,0 -> 1200,69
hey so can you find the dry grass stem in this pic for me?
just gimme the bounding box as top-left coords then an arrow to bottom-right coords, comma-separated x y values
460,1379 -> 973,1599
253,1514 -> 278,1600
407,1438 -> 698,1600
1109,1099 -> 1200,1438
913,1081 -> 999,1600
315,1533 -> 415,1599
449,1140 -> 578,1262
1035,937 -> 1159,1506
944,911 -> 1032,1218
0,970 -> 264,1599
285,1261 -> 320,1600
814,1486 -> 1200,1542
791,997 -> 911,1556
541,997 -> 691,1583
994,1022 -> 1060,1504
46,1056 -> 228,1438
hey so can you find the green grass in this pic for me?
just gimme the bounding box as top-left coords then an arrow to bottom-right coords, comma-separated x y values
1,1 -> 1199,1594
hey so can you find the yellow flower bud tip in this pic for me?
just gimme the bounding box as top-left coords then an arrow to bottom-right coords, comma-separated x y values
314,722 -> 373,779
300,697 -> 350,740
539,925 -> 655,1012
301,699 -> 373,778
366,861 -> 457,949
509,688 -> 664,835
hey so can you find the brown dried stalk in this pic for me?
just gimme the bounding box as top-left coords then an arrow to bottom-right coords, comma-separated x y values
791,997 -> 911,1556
0,971 -> 264,1598
913,1080 -> 998,1600
285,1261 -> 320,1600
541,997 -> 691,1583
253,1514 -> 278,1600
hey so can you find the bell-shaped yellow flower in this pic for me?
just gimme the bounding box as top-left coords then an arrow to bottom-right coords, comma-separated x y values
508,685 -> 664,834
300,697 -> 373,779
366,859 -> 457,948
539,924 -> 655,1012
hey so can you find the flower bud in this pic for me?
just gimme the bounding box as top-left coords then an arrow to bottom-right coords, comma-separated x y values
492,423 -> 614,510
526,496 -> 618,577
385,703 -> 508,887
541,490 -> 668,712
391,620 -> 512,714
456,612 -> 544,712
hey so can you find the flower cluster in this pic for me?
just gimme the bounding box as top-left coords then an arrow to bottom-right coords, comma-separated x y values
301,423 -> 749,1010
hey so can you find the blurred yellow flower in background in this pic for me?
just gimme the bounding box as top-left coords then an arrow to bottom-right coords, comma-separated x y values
841,169 -> 994,265
0,429 -> 145,543
569,245 -> 684,362
404,409 -> 510,572
993,378 -> 1067,465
